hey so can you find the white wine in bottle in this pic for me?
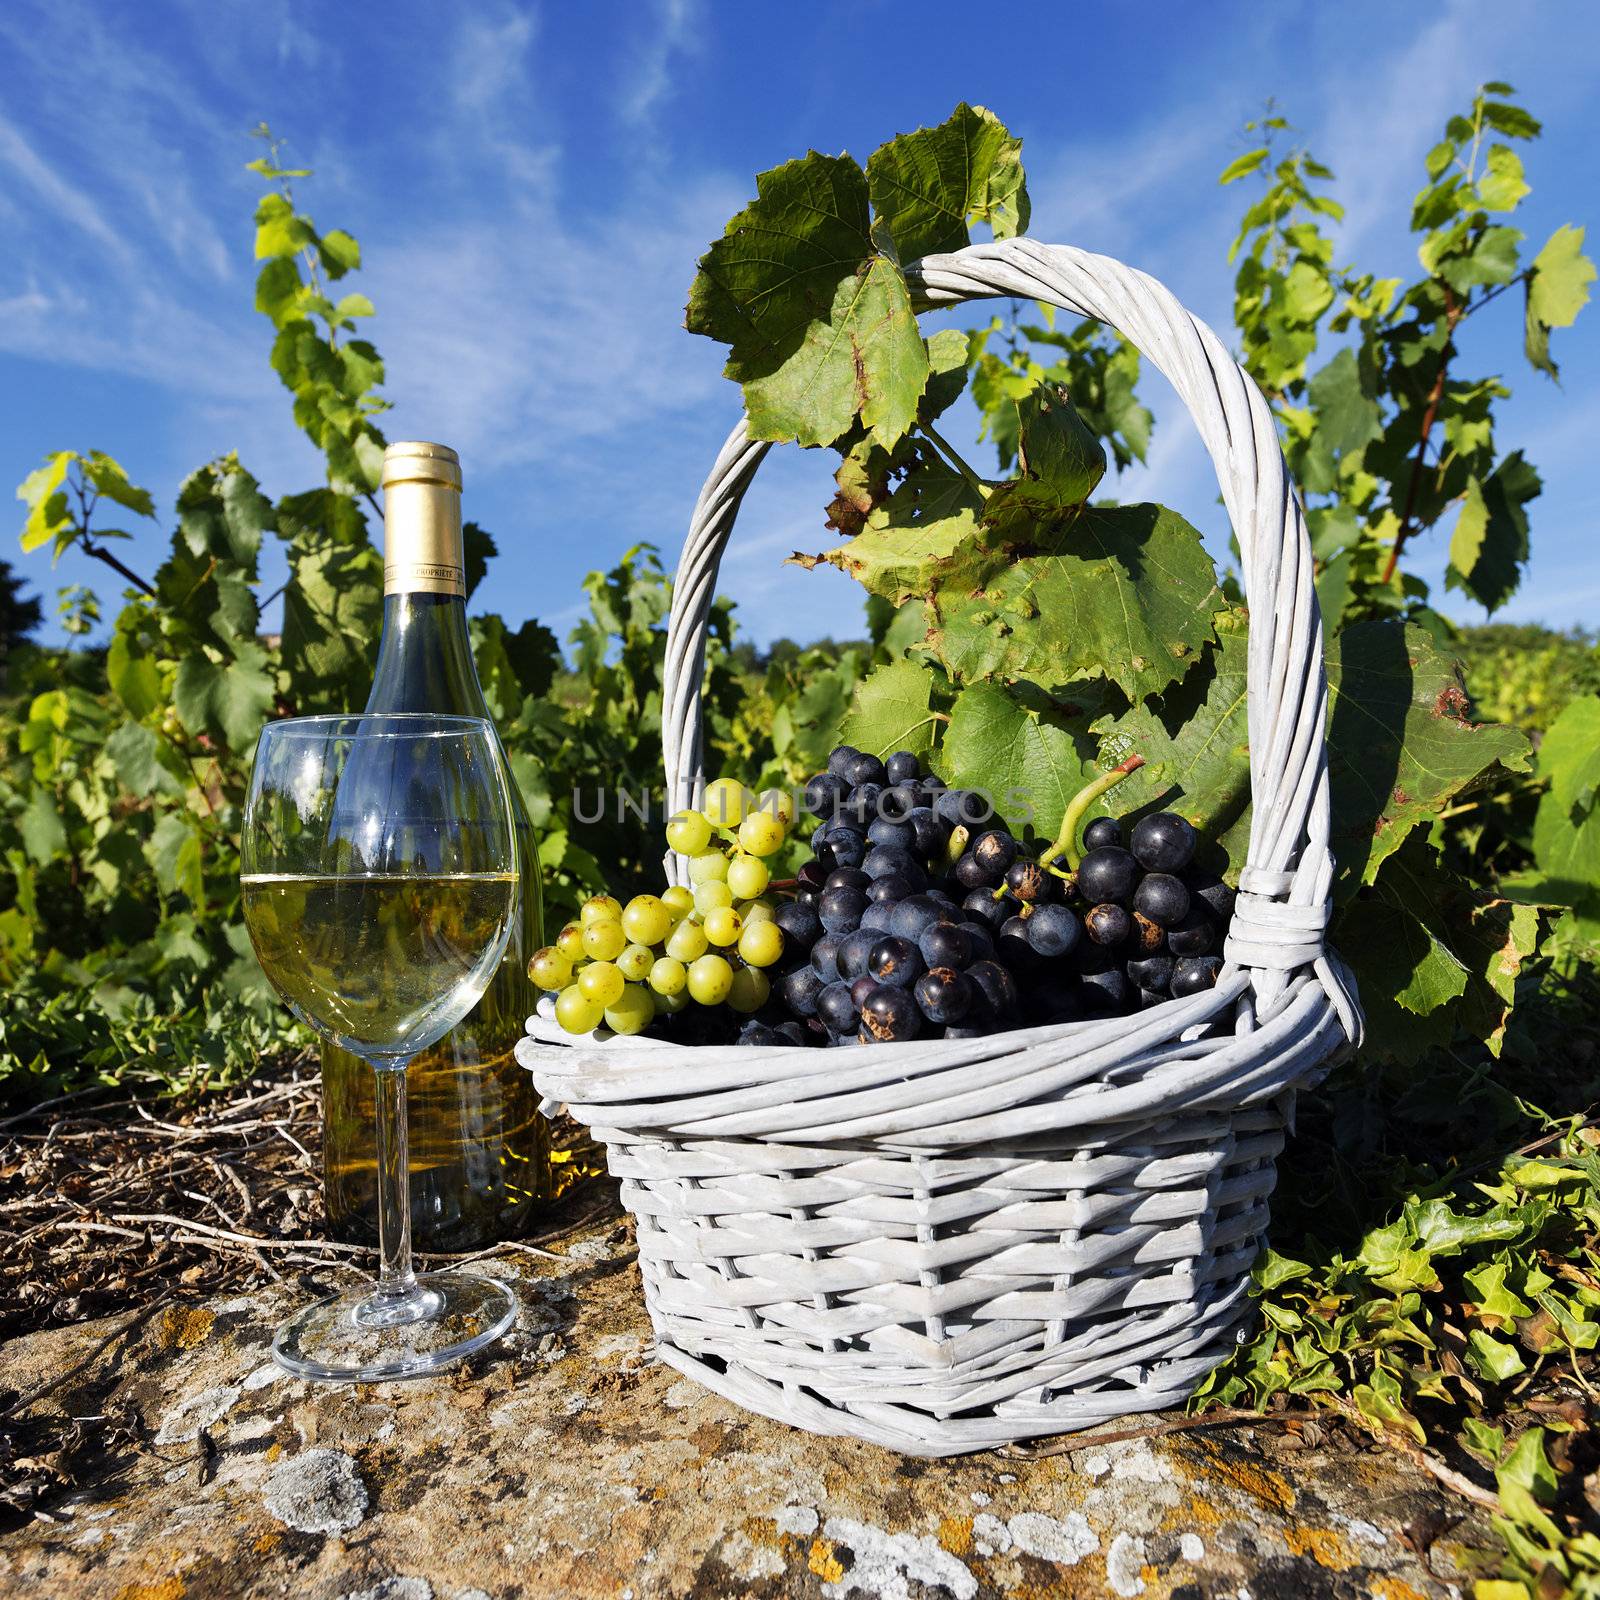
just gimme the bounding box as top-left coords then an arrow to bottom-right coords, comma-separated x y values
321,441 -> 552,1249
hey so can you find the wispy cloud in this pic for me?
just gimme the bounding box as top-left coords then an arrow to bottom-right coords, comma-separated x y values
618,0 -> 701,129
0,115 -> 130,260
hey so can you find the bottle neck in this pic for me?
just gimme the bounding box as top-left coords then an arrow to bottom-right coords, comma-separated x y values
365,591 -> 488,717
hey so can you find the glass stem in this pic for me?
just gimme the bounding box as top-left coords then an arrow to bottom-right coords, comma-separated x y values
371,1059 -> 421,1313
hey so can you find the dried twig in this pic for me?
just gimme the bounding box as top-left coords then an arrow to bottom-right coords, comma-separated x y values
1001,1406 -> 1293,1459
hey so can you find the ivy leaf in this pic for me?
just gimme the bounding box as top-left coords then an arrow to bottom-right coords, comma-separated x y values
837,660 -> 944,762
174,641 -> 277,751
926,501 -> 1222,702
1539,694 -> 1600,816
1325,622 -> 1530,892
1446,453 -> 1540,613
686,153 -> 928,449
940,679 -> 1097,840
1466,1329 -> 1527,1382
1091,626 -> 1253,876
865,102 -> 1029,261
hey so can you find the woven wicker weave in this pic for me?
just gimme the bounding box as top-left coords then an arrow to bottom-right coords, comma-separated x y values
515,238 -> 1362,1457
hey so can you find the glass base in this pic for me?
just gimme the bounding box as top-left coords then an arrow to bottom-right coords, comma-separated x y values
272,1271 -> 517,1382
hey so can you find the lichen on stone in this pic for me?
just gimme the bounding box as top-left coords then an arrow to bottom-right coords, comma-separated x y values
261,1447 -> 368,1536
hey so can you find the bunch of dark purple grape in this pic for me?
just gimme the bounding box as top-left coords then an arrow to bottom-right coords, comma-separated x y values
738,744 -> 1234,1047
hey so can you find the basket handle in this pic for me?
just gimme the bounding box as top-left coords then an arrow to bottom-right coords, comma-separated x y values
660,238 -> 1359,1041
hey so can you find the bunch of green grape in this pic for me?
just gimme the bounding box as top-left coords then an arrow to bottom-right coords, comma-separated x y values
530,778 -> 794,1037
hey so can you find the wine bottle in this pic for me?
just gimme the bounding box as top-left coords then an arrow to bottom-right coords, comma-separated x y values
321,441 -> 553,1249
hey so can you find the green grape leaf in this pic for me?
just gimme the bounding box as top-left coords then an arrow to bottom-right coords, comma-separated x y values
1446,453 -> 1540,613
1434,224 -> 1523,293
106,620 -> 162,721
254,193 -> 314,260
82,452 -> 155,519
469,615 -> 528,724
176,457 -> 273,573
17,788 -> 66,865
17,452 -> 74,555
1306,348 -> 1382,457
1477,145 -> 1529,211
981,384 -> 1107,530
173,641 -> 277,751
770,658 -> 858,773
104,721 -> 175,800
1456,896 -> 1541,1056
940,679 -> 1097,839
837,659 -> 943,762
1481,100 -> 1542,140
864,102 -> 1029,262
275,488 -> 369,547
254,256 -> 303,327
1528,223 -> 1595,327
1539,694 -> 1600,816
279,534 -> 384,709
817,453 -> 987,598
686,153 -> 928,449
463,521 -> 497,600
1091,625 -> 1253,876
145,813 -> 204,905
503,618 -> 561,700
1219,148 -> 1269,185
1325,622 -> 1531,892
318,228 -> 361,277
1342,859 -> 1470,1018
926,501 -> 1222,702
921,329 -> 970,422
1530,786 -> 1600,907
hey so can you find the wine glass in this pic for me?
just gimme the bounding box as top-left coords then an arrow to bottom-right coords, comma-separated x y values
241,713 -> 520,1381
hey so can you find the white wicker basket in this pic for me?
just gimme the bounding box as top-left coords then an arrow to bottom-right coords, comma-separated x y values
515,238 -> 1362,1457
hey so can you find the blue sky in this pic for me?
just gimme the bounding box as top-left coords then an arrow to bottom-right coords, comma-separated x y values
2,0 -> 1596,652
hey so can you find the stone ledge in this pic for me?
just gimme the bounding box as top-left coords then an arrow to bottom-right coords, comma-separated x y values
0,1197 -> 1488,1599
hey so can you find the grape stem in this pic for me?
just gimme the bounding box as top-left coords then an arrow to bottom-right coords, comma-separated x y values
1041,753 -> 1146,873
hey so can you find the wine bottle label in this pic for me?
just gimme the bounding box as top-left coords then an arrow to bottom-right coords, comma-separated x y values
382,442 -> 467,597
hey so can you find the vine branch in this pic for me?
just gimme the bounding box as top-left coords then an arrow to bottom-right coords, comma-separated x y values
1380,285 -> 1464,587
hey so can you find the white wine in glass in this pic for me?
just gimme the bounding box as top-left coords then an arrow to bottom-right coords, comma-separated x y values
241,712 -> 520,1381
